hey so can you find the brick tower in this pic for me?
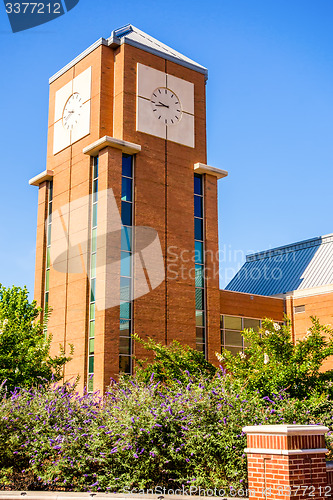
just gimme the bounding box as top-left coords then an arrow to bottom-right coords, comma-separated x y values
29,25 -> 227,393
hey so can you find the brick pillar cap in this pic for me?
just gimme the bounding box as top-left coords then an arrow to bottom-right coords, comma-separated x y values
243,424 -> 329,436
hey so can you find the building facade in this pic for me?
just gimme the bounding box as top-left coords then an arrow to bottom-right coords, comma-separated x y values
30,25 -> 332,393
30,25 -> 228,393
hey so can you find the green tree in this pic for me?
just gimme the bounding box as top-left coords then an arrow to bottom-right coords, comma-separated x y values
0,284 -> 73,392
133,333 -> 216,384
217,316 -> 333,399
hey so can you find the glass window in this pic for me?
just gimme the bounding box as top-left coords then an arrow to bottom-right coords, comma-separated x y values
120,301 -> 131,320
93,180 -> 98,202
88,377 -> 94,392
195,241 -> 204,264
196,327 -> 205,343
224,315 -> 242,330
243,318 -> 260,331
121,226 -> 132,252
194,195 -> 203,218
90,278 -> 96,302
120,319 -> 131,336
47,224 -> 52,244
93,159 -> 98,179
121,177 -> 132,202
119,355 -> 131,374
121,201 -> 132,226
92,203 -> 98,228
120,277 -> 131,301
89,356 -> 94,374
120,252 -> 131,277
46,247 -> 50,268
195,218 -> 203,241
122,154 -> 132,178
91,228 -> 97,253
119,336 -> 131,355
196,310 -> 205,327
195,288 -> 204,310
90,253 -> 96,279
89,338 -> 94,354
225,329 -> 243,347
89,321 -> 95,338
45,269 -> 49,291
89,303 -> 95,321
194,175 -> 203,195
195,265 -> 204,287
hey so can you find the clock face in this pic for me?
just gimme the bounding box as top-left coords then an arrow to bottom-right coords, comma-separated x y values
62,93 -> 83,130
150,88 -> 182,126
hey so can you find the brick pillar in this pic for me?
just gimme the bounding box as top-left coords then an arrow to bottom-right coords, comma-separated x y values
243,425 -> 329,500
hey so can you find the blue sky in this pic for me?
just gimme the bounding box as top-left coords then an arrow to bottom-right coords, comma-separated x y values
0,0 -> 332,292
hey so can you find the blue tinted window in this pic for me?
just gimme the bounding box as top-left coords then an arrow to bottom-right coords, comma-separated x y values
122,177 -> 132,202
121,201 -> 132,226
194,196 -> 203,218
194,174 -> 203,195
120,252 -> 131,277
195,265 -> 204,287
195,288 -> 204,309
121,226 -> 132,252
120,301 -> 131,320
120,319 -> 131,335
195,218 -> 203,241
195,241 -> 204,264
120,277 -> 132,301
122,154 -> 132,178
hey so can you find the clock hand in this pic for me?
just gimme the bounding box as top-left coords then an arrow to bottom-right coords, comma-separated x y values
156,102 -> 169,108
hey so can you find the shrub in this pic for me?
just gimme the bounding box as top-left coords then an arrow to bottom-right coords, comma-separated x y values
0,373 -> 332,492
217,316 -> 333,399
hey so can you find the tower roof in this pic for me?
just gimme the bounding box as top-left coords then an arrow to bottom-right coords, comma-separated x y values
50,24 -> 207,84
225,233 -> 333,296
109,24 -> 208,77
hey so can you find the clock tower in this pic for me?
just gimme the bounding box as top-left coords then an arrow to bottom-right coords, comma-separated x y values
30,25 -> 227,393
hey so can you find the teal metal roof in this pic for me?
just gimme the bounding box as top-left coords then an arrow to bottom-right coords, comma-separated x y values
225,233 -> 333,296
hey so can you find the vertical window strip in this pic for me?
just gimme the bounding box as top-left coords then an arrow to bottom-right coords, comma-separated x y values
88,156 -> 98,392
119,154 -> 133,374
194,174 -> 206,355
44,181 -> 53,321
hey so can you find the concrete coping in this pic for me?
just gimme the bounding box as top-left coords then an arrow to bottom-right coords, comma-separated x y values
194,162 -> 228,179
83,136 -> 141,157
29,170 -> 54,186
243,424 -> 329,436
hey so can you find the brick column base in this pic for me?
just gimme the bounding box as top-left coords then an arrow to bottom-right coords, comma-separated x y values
243,425 -> 329,500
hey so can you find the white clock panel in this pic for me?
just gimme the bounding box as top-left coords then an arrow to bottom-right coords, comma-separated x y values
53,67 -> 92,155
136,63 -> 195,148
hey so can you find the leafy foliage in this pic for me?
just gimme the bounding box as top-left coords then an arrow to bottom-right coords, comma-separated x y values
0,284 -> 73,392
0,373 -> 332,493
217,316 -> 333,398
133,333 -> 216,384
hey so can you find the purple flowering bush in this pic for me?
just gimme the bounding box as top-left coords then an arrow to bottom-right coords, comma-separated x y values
1,371 -> 332,492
